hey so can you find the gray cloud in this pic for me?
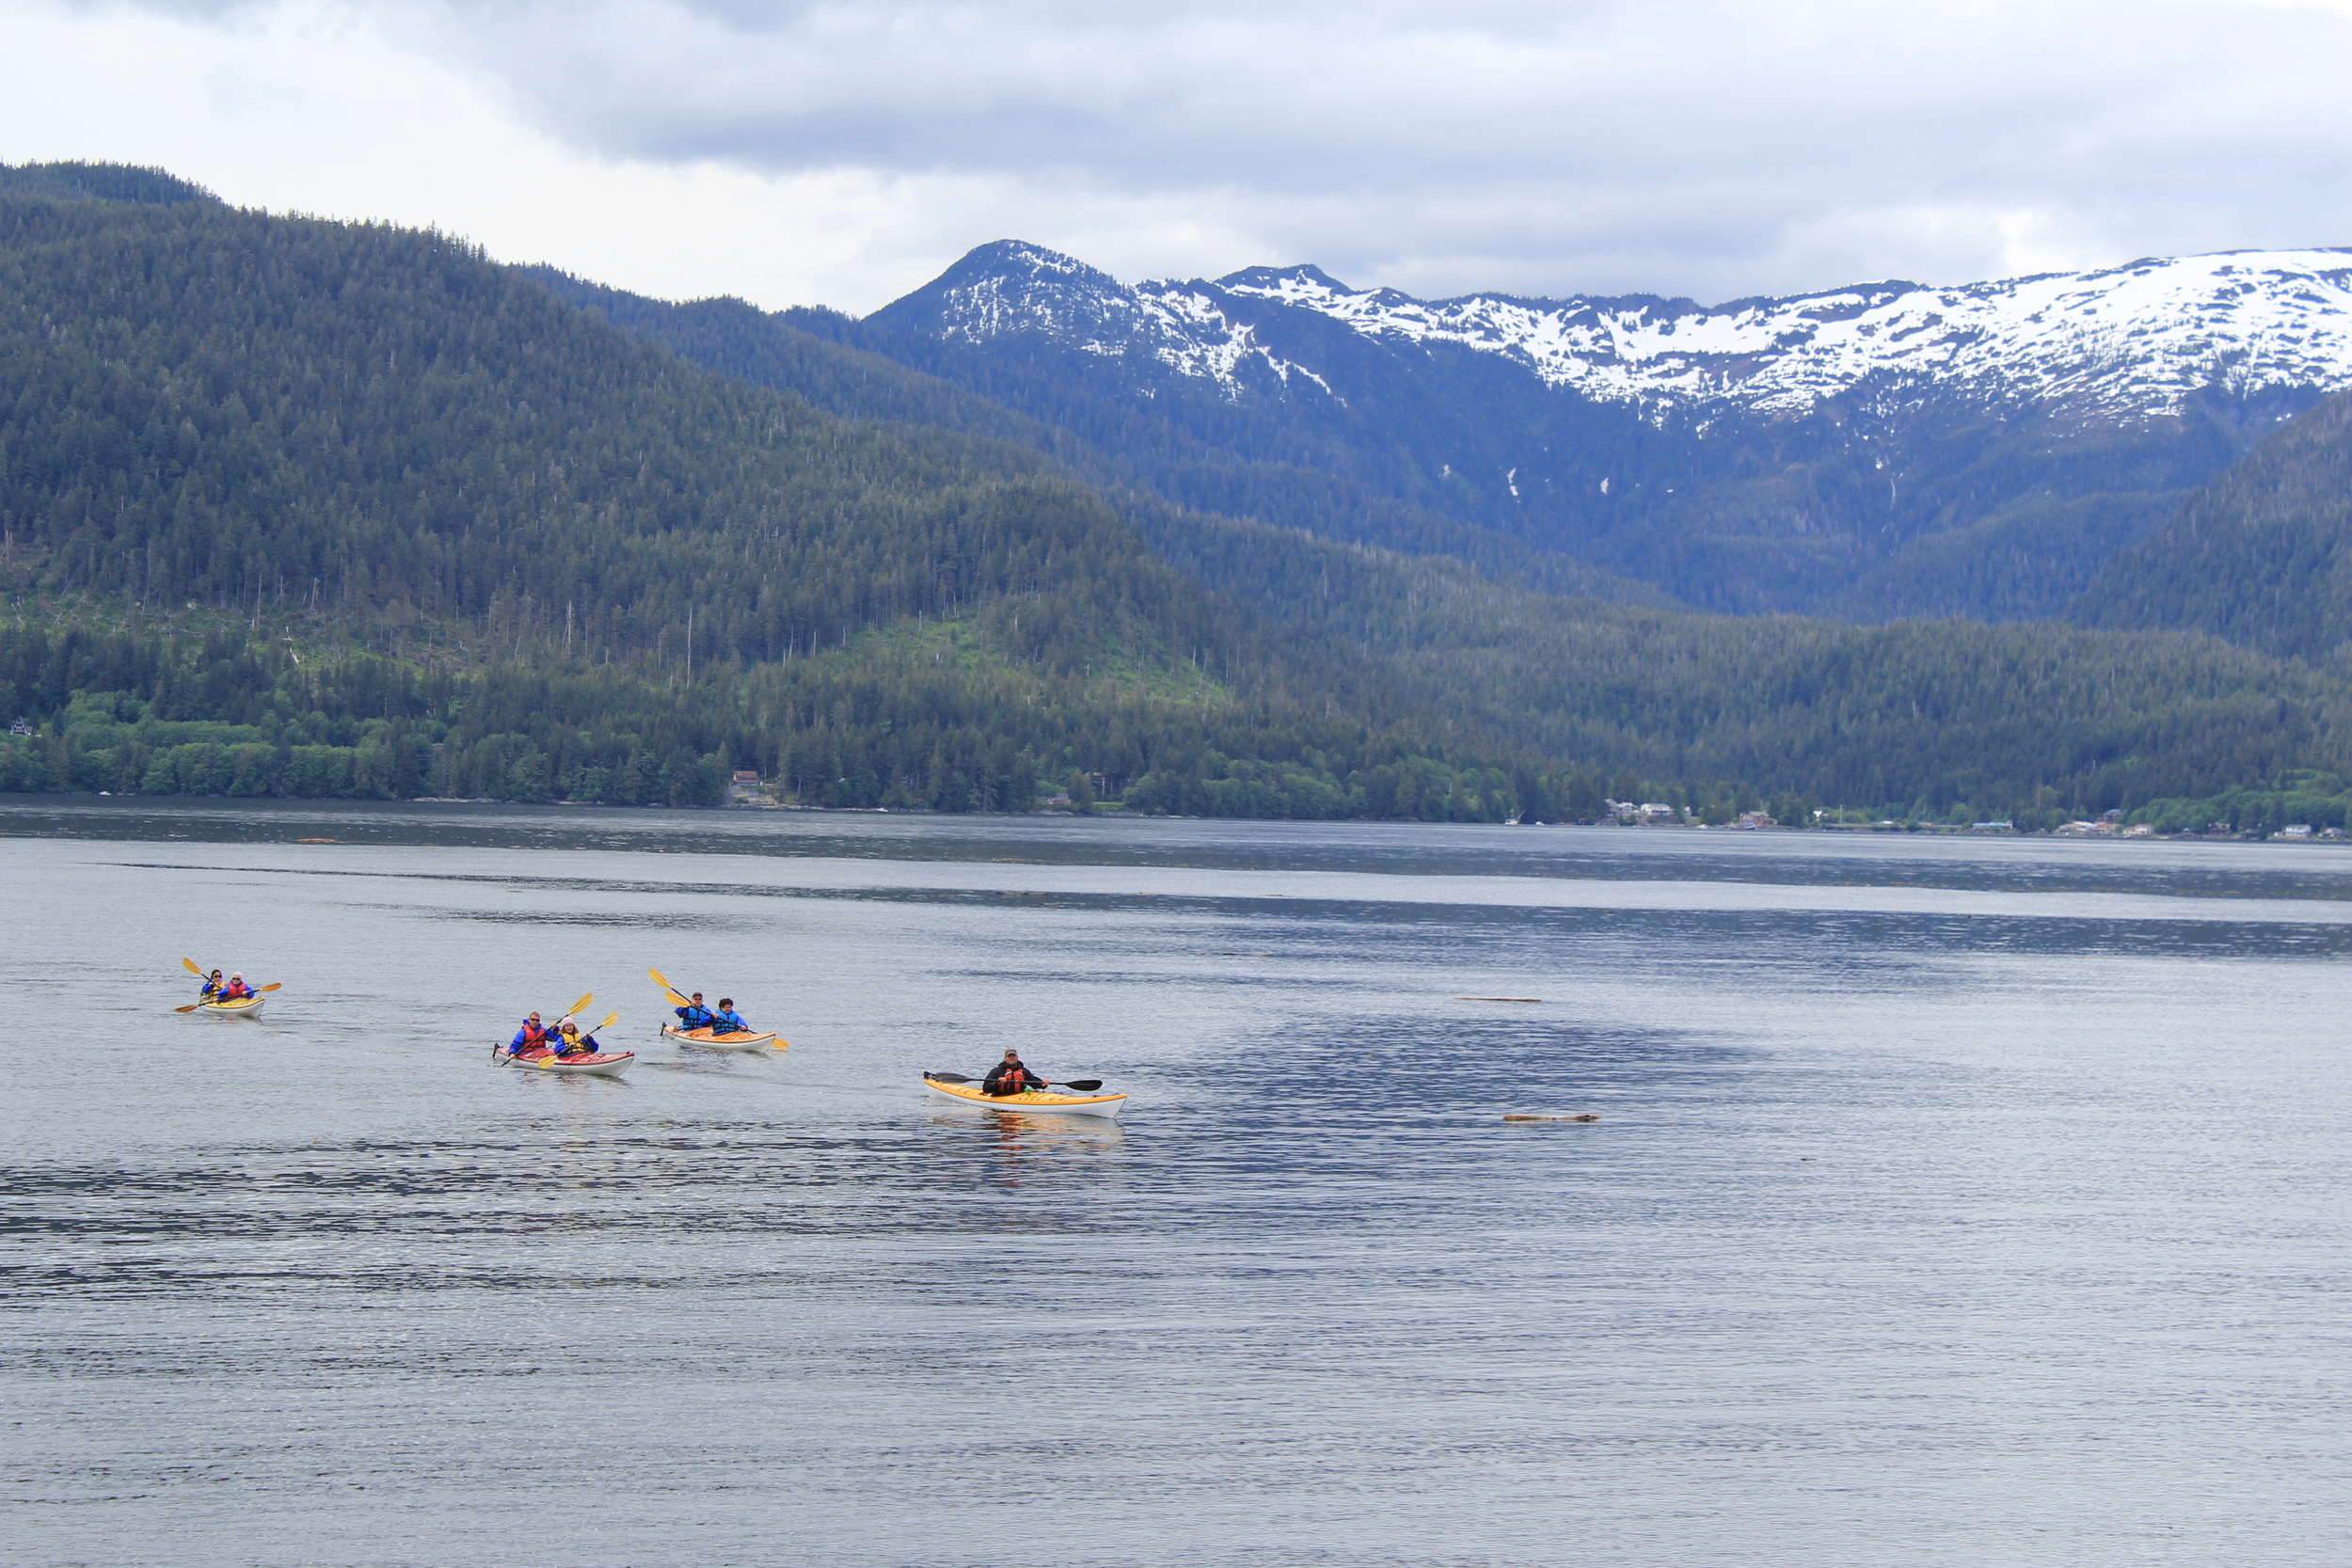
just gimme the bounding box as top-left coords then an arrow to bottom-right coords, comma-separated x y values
101,0 -> 2352,303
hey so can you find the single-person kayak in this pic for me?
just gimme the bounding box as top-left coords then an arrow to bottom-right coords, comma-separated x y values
194,995 -> 265,1017
504,1046 -> 634,1077
923,1073 -> 1127,1119
661,1024 -> 783,1052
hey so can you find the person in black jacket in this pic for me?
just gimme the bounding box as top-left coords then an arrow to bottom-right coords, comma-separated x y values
981,1050 -> 1047,1096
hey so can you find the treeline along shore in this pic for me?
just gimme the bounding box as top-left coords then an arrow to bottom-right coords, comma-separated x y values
12,618 -> 2352,836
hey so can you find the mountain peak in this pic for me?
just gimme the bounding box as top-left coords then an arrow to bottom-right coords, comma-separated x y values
1216,262 -> 1352,296
931,239 -> 1123,293
865,238 -> 1139,341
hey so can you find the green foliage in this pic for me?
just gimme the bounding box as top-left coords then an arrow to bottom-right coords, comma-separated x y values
2132,770 -> 2352,838
2073,388 -> 2352,659
0,184 -> 1264,685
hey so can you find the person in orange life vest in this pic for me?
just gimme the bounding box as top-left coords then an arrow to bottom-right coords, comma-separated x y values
199,969 -> 225,1000
981,1050 -> 1047,1096
508,1012 -> 553,1056
219,973 -> 252,1000
555,1021 -> 600,1058
709,999 -> 751,1036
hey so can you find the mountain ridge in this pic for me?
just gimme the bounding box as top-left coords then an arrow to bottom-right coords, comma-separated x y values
906,242 -> 2352,422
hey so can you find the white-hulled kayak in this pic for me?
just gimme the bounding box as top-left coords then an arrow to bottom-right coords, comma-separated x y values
661,1024 -> 783,1052
194,995 -> 265,1018
504,1046 -> 634,1077
923,1073 -> 1126,1119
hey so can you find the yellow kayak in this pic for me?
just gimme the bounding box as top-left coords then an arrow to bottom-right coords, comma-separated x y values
661,1024 -> 783,1052
922,1073 -> 1126,1119
193,995 -> 265,1017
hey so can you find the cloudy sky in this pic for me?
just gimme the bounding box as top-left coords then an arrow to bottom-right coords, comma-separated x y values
5,0 -> 2350,313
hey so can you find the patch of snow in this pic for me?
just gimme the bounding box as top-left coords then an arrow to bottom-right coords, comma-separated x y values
1215,248 -> 2352,419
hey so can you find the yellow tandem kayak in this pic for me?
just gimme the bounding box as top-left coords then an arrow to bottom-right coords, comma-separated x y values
922,1073 -> 1127,1119
661,1024 -> 783,1052
193,995 -> 265,1017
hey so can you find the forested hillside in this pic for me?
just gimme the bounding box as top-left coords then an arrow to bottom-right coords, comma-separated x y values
8,161 -> 2352,831
532,267 -> 1668,609
2072,388 -> 2352,660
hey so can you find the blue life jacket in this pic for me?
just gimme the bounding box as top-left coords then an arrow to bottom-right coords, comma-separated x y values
676,1005 -> 714,1029
711,1008 -> 748,1034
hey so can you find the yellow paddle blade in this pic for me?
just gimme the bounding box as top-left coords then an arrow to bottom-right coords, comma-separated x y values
597,1012 -> 619,1030
259,982 -> 282,993
662,989 -> 693,1008
647,968 -> 675,993
182,957 -> 204,975
567,991 -> 593,1018
174,1003 -> 203,1012
771,1038 -> 790,1051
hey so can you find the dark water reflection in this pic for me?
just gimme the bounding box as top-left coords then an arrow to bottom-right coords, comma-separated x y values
3,800 -> 2347,1565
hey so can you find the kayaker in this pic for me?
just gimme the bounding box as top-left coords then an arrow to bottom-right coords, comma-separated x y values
981,1050 -> 1046,1096
709,998 -> 751,1036
555,1021 -> 599,1058
508,1012 -> 554,1056
220,974 -> 252,1001
199,969 -> 225,1000
675,992 -> 715,1030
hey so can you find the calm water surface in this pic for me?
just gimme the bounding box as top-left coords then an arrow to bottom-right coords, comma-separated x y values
3,799 -> 2347,1566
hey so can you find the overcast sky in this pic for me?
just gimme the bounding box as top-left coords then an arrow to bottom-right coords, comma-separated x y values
6,0 -> 2350,313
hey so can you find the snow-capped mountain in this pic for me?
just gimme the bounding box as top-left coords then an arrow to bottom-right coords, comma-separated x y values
875,241 -> 2352,422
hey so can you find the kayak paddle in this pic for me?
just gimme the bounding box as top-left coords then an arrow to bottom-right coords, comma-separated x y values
181,957 -> 205,976
925,1071 -> 1104,1091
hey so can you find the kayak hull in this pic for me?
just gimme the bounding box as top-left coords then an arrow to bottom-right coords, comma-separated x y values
195,996 -> 265,1017
661,1024 -> 782,1052
504,1047 -> 633,1077
924,1075 -> 1126,1119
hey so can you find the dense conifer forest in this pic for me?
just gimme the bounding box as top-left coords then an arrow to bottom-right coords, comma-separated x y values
8,161 -> 2352,833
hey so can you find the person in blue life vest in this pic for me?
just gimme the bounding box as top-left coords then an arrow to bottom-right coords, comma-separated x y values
982,1050 -> 1047,1096
554,1021 -> 600,1057
709,998 -> 752,1036
674,992 -> 715,1031
508,1012 -> 554,1056
199,969 -> 225,1000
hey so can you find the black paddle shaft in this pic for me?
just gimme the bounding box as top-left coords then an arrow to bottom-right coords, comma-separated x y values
927,1071 -> 1104,1091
